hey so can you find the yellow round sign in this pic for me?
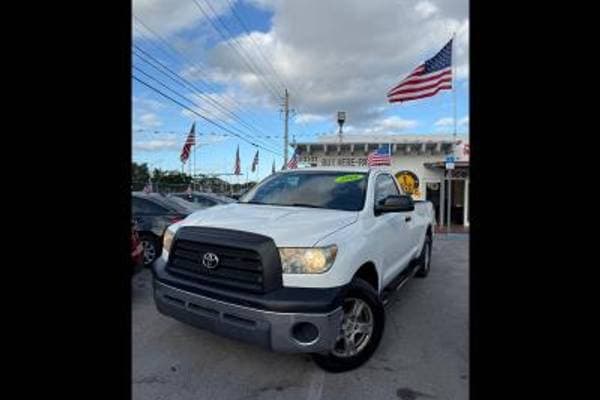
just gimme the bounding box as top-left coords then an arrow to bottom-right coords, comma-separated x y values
395,171 -> 420,197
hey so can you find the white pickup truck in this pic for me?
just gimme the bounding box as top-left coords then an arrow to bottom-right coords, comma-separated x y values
152,167 -> 435,372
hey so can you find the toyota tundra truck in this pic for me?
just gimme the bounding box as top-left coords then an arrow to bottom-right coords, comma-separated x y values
152,167 -> 435,372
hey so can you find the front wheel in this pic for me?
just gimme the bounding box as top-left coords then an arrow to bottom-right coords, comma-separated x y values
312,278 -> 385,373
415,234 -> 432,278
139,233 -> 160,266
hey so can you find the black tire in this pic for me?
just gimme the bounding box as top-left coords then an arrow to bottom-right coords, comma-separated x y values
415,234 -> 432,278
312,278 -> 385,373
139,233 -> 160,267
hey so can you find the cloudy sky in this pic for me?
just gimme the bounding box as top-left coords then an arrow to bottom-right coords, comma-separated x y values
132,0 -> 469,181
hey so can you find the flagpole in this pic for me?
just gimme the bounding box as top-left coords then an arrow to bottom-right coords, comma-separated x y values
447,32 -> 457,231
452,31 -> 457,139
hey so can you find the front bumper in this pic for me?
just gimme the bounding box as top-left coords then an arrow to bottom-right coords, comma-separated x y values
154,279 -> 344,353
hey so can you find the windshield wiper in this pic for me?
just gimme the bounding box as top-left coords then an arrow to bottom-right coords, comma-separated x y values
290,203 -> 327,209
240,200 -> 268,205
240,201 -> 327,209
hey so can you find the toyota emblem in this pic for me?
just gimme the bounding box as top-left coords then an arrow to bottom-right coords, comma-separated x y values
202,252 -> 219,269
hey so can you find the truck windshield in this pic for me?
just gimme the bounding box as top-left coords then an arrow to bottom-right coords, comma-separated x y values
239,171 -> 368,211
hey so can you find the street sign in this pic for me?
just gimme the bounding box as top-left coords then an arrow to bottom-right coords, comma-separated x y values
445,155 -> 455,170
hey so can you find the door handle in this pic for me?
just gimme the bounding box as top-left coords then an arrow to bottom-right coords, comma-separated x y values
405,216 -> 412,222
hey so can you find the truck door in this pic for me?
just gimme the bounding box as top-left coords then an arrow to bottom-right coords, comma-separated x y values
372,173 -> 415,287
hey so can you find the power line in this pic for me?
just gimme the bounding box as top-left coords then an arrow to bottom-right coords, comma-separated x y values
133,128 -> 229,137
224,0 -> 288,93
191,0 -> 284,102
216,0 -> 313,140
198,0 -> 285,96
133,65 -> 281,154
132,61 -> 279,153
132,16 -> 280,147
133,9 -> 289,157
133,64 -> 256,143
133,19 -> 269,130
133,74 -> 283,156
133,45 -> 278,147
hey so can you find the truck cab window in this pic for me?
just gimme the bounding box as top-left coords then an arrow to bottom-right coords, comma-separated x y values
374,174 -> 400,206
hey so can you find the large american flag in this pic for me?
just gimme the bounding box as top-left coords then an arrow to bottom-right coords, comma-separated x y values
387,39 -> 452,103
367,144 -> 392,167
180,122 -> 196,163
287,147 -> 300,169
233,145 -> 241,175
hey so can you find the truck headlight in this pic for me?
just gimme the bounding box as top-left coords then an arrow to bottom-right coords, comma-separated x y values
163,228 -> 175,253
278,245 -> 338,274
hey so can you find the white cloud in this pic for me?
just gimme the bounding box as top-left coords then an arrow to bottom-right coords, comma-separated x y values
133,97 -> 165,112
344,116 -> 418,136
133,131 -> 229,152
414,1 -> 439,18
434,117 -> 454,127
133,139 -> 179,151
139,113 -> 162,128
132,0 -> 233,39
434,115 -> 468,127
206,0 -> 469,128
377,116 -> 419,131
295,113 -> 327,124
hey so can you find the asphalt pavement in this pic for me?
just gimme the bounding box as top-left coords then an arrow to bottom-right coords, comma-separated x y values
132,234 -> 469,400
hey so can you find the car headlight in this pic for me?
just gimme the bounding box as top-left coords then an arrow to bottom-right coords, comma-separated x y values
278,245 -> 338,274
163,228 -> 175,253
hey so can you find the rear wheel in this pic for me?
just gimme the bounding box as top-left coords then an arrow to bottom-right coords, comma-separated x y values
139,233 -> 160,266
415,234 -> 432,278
312,278 -> 385,373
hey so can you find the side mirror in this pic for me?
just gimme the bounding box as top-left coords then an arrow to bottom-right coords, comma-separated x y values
375,195 -> 414,214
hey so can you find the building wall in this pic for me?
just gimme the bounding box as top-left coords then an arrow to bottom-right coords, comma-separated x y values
299,151 -> 446,200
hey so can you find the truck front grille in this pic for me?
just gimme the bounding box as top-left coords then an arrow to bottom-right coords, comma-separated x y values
167,239 -> 265,292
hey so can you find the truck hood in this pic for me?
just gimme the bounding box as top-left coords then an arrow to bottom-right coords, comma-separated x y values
179,203 -> 359,247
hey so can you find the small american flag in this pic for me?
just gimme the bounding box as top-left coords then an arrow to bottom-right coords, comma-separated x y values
234,145 -> 241,175
180,122 -> 196,163
387,39 -> 452,103
367,144 -> 392,167
251,150 -> 259,172
287,147 -> 300,169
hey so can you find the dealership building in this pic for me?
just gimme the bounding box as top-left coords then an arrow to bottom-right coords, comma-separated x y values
293,134 -> 470,228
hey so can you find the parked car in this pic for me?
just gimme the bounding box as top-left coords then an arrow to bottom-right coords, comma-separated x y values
132,192 -> 195,266
152,167 -> 435,372
132,220 -> 144,274
170,191 -> 235,210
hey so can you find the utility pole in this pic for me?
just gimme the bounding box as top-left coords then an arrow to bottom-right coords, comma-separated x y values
337,111 -> 346,144
283,88 -> 289,169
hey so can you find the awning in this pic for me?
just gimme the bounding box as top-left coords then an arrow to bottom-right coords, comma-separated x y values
424,161 -> 469,170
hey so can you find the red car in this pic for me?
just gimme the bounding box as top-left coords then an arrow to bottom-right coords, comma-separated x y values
132,221 -> 144,274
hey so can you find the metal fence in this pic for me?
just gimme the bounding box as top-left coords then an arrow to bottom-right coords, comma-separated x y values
131,180 -> 256,196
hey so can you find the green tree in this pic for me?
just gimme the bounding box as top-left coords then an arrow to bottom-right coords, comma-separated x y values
132,162 -> 150,189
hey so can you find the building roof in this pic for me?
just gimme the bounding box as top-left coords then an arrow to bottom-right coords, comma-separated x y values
279,166 -> 373,174
424,161 -> 470,169
293,134 -> 469,156
304,134 -> 468,145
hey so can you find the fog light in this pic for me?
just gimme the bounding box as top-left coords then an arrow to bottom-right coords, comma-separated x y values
291,322 -> 319,344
